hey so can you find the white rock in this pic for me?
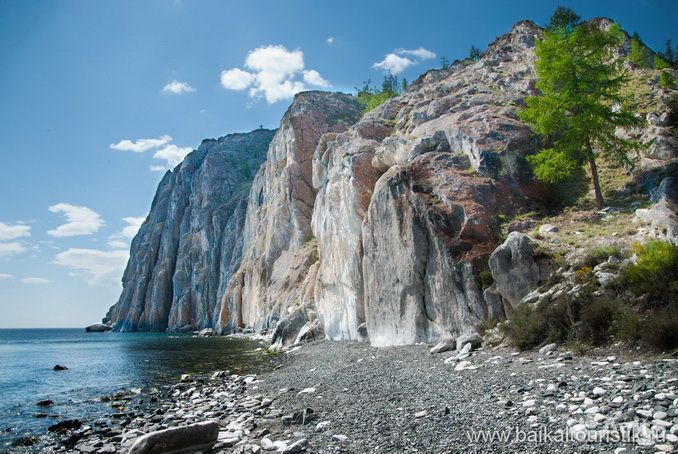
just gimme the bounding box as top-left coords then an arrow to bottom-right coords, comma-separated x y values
297,387 -> 316,396
654,411 -> 668,420
315,421 -> 331,432
414,410 -> 428,418
538,224 -> 559,235
592,387 -> 606,396
538,343 -> 557,355
429,338 -> 456,354
523,400 -> 537,407
331,435 -> 348,443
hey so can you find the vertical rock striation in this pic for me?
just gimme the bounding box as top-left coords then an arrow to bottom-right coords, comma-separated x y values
310,21 -> 541,344
216,91 -> 363,334
104,130 -> 275,332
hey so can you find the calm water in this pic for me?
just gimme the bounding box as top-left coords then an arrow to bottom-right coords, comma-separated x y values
0,329 -> 271,448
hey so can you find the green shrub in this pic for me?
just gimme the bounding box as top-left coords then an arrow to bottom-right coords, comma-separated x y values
621,239 -> 678,303
501,304 -> 548,350
357,90 -> 396,113
542,299 -> 578,343
479,269 -> 493,289
579,299 -> 619,345
574,266 -> 595,284
614,307 -> 641,343
659,71 -> 676,89
639,309 -> 678,350
502,299 -> 578,350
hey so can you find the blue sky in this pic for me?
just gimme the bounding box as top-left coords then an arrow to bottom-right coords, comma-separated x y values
0,0 -> 675,328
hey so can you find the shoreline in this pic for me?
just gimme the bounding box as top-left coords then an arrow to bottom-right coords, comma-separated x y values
12,338 -> 678,453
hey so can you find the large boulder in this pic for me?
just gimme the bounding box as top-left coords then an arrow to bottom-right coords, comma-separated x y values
634,176 -> 678,244
128,421 -> 219,454
488,232 -> 543,310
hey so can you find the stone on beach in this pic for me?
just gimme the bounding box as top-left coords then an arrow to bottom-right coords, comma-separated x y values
127,421 -> 219,454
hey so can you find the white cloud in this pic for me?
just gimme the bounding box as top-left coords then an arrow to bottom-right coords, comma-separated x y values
47,203 -> 104,237
372,47 -> 436,75
0,273 -> 12,279
220,68 -> 256,90
220,44 -> 330,103
108,216 -> 145,249
54,248 -> 128,286
151,144 -> 193,171
0,242 -> 26,256
21,277 -> 53,284
372,53 -> 415,74
110,135 -> 173,153
0,222 -> 31,241
326,37 -> 335,44
162,80 -> 196,94
397,47 -> 436,60
303,70 -> 330,87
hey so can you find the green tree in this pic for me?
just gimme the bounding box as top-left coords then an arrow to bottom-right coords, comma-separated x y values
547,6 -> 581,31
401,78 -> 409,92
440,56 -> 450,70
469,45 -> 481,61
662,39 -> 675,65
519,18 -> 643,207
382,73 -> 399,94
629,33 -> 651,68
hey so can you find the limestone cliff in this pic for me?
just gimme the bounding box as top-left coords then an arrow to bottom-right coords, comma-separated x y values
104,130 -> 275,332
215,91 -> 363,334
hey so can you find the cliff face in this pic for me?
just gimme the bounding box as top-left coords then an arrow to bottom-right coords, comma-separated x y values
104,130 -> 275,332
215,92 -> 363,334
107,19 -> 676,346
310,21 -> 540,344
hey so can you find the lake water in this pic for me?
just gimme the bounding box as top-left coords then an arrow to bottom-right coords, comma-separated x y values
0,328 -> 272,449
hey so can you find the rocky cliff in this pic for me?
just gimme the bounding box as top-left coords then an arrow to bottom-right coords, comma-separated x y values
309,21 -> 541,345
215,91 -> 363,336
104,130 -> 275,332
107,19 -> 676,347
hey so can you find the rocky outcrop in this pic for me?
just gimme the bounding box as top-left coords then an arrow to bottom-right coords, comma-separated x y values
104,130 -> 275,332
362,153 -> 518,346
634,176 -> 678,244
105,19 -> 673,347
310,21 -> 541,345
85,324 -> 112,333
216,92 -> 363,336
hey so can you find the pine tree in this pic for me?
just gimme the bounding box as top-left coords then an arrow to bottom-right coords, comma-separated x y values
629,33 -> 650,68
519,15 -> 643,207
469,45 -> 481,61
401,78 -> 409,93
547,6 -> 581,31
662,39 -> 675,65
440,57 -> 450,70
